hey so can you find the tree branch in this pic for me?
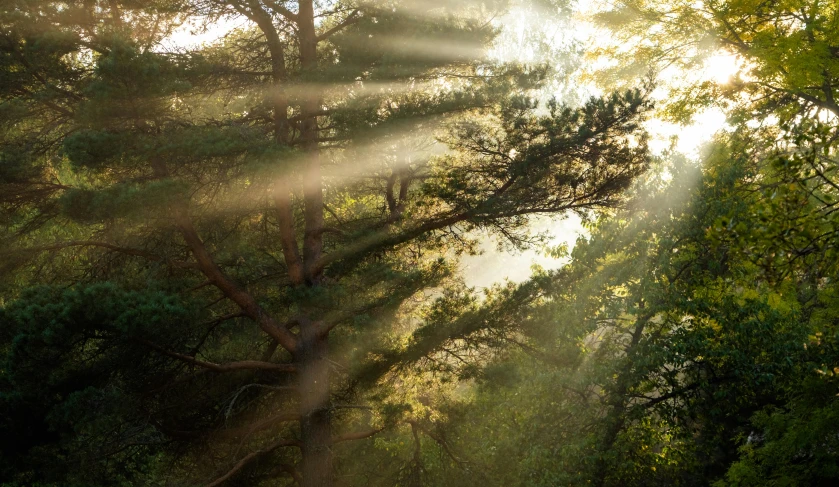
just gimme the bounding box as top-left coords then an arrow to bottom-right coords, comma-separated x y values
316,9 -> 361,42
410,421 -> 466,467
260,0 -> 298,23
205,438 -> 301,487
273,186 -> 306,285
331,426 -> 385,444
136,339 -> 296,373
170,199 -> 299,354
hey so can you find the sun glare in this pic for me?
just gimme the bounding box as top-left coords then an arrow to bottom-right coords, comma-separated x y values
161,16 -> 243,50
704,53 -> 743,85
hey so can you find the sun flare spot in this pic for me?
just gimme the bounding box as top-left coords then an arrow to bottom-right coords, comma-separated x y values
703,53 -> 743,85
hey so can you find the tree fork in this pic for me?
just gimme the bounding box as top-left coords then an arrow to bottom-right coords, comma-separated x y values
246,0 -> 306,287
235,0 -> 334,482
147,157 -> 298,354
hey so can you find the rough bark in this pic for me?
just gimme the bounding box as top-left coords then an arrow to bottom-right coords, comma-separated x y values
246,0 -> 306,286
296,2 -> 331,485
298,320 -> 332,487
234,2 -> 359,484
297,0 -> 325,285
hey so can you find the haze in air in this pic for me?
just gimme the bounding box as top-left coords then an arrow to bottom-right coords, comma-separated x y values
2,1 -> 838,486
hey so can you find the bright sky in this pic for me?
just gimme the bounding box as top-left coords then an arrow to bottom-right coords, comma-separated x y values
461,5 -> 739,288
161,16 -> 244,51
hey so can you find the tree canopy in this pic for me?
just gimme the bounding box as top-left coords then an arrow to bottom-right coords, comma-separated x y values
2,0 -> 839,486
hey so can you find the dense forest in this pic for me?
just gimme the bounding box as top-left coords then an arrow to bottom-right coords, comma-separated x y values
2,0 -> 839,486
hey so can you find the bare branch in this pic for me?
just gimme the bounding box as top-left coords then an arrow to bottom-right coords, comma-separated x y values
136,339 -> 296,373
331,426 -> 385,444
410,421 -> 467,467
316,9 -> 361,42
261,0 -> 298,23
205,438 -> 301,487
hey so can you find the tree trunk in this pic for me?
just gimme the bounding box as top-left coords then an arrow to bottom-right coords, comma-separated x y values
297,0 -> 324,285
298,321 -> 331,487
296,4 -> 331,482
286,1 -> 330,483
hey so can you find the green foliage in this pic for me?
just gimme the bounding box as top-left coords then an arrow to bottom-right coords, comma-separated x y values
7,0 -> 839,486
0,283 -> 199,485
594,0 -> 839,122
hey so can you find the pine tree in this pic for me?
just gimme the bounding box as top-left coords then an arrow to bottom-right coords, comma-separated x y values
0,1 -> 651,485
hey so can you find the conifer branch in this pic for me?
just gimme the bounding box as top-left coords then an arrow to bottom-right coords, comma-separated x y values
6,241 -> 197,269
169,198 -> 299,354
